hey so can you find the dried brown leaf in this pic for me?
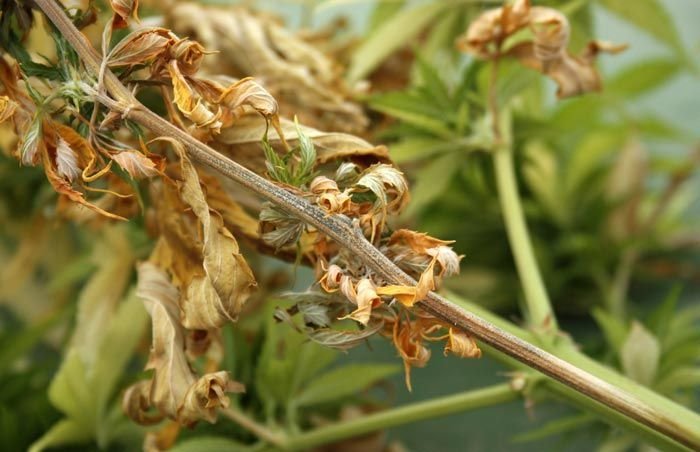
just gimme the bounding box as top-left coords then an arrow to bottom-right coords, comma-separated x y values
214,115 -> 389,175
108,28 -> 172,68
0,95 -> 17,123
111,150 -> 162,179
131,262 -> 245,426
457,0 -> 626,98
111,0 -> 140,29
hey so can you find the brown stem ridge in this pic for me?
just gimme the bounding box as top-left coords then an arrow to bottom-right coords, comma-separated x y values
34,0 -> 699,448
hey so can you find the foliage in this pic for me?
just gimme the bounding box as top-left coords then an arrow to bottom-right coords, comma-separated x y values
0,0 -> 699,451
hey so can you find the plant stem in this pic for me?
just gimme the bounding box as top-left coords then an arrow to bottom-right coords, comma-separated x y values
450,292 -> 700,451
34,1 -> 700,448
283,383 -> 518,451
487,55 -> 556,334
220,407 -> 287,448
493,141 -> 557,334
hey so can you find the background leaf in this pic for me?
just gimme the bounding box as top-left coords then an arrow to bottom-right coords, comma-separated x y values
294,363 -> 399,407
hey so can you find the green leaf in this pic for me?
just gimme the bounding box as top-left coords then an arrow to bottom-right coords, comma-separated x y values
368,0 -> 407,32
169,436 -> 252,452
388,137 -> 449,164
28,419 -> 90,452
0,307 -> 69,372
606,59 -> 682,99
591,307 -> 628,354
369,92 -> 454,138
404,152 -> 461,216
512,413 -> 595,443
620,321 -> 660,386
655,367 -> 700,393
597,0 -> 684,56
564,128 -> 627,196
347,2 -> 450,83
294,364 -> 399,407
647,285 -> 681,341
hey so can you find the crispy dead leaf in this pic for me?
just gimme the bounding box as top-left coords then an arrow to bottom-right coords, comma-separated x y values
377,259 -> 436,308
132,262 -> 244,426
457,0 -> 626,98
19,118 -> 42,166
42,147 -> 126,221
392,319 -> 431,391
54,124 -> 101,181
111,150 -> 161,179
218,77 -> 278,119
0,95 -> 17,123
311,176 -> 352,214
308,321 -> 384,351
170,38 -> 208,76
444,328 -> 481,359
122,381 -> 164,426
389,229 -> 453,254
168,61 -> 222,132
55,137 -> 80,182
355,164 -> 409,213
426,246 -> 462,278
111,0 -> 139,29
214,115 -> 390,175
107,28 -> 172,68
167,4 -> 368,134
179,372 -> 245,425
173,143 -> 256,329
339,278 -> 380,326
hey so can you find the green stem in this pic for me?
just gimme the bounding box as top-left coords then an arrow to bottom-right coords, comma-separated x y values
493,138 -> 557,334
283,383 -> 518,451
449,292 -> 700,451
220,407 -> 287,448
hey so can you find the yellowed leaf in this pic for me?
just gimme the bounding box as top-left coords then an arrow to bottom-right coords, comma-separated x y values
443,328 -> 482,359
0,95 -> 17,124
168,61 -> 222,133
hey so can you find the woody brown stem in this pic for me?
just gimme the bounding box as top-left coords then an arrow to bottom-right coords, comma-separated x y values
34,0 -> 700,449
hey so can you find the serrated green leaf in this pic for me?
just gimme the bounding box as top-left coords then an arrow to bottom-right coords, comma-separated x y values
388,137 -> 449,164
370,93 -> 454,138
606,59 -> 682,98
294,364 -> 399,407
348,2 -> 450,83
598,0 -> 684,56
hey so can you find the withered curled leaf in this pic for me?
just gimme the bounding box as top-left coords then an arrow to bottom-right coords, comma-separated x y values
154,139 -> 256,330
168,61 -> 222,133
457,0 -> 626,98
111,150 -> 161,179
0,95 -> 17,123
107,28 -> 172,68
127,263 -> 245,426
444,328 -> 482,359
111,0 -> 139,29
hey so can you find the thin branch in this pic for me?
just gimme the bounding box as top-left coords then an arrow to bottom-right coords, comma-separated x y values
33,1 -> 700,449
220,407 -> 287,447
283,383 -> 518,451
